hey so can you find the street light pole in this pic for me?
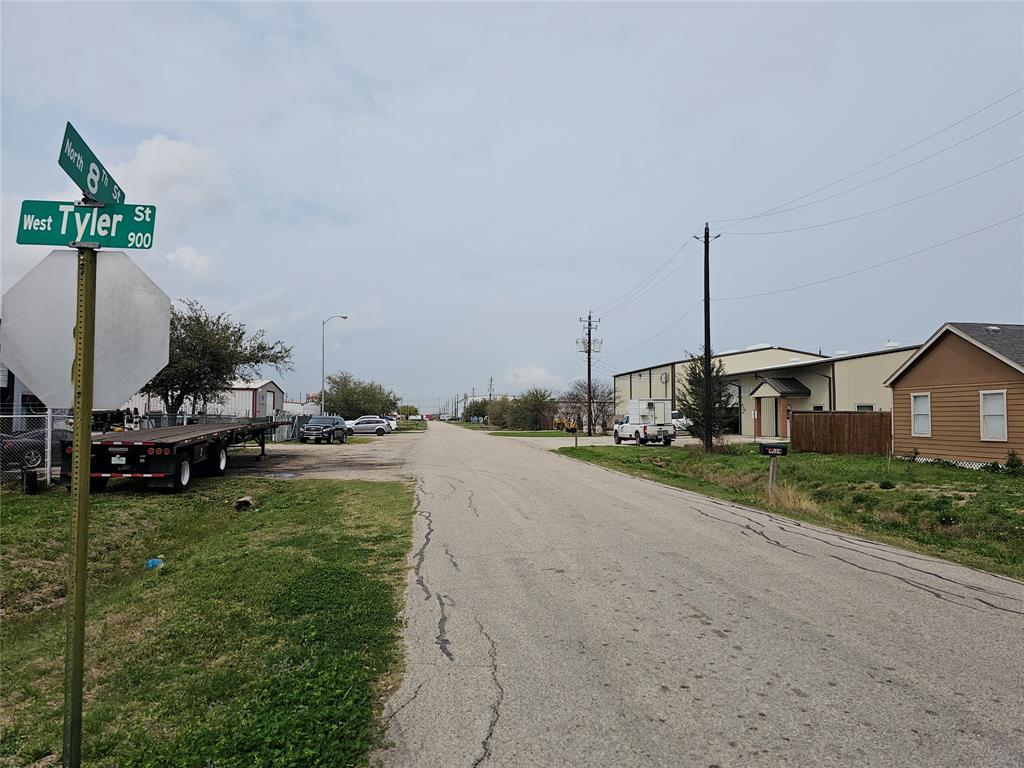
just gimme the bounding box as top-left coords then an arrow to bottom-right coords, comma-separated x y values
321,314 -> 349,415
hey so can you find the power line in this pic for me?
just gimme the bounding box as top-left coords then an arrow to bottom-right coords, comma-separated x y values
716,109 -> 1024,229
598,238 -> 699,317
715,212 -> 1024,301
593,242 -> 689,312
724,154 -> 1024,236
710,85 -> 1024,227
603,300 -> 703,360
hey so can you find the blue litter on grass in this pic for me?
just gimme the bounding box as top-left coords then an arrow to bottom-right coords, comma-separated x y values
145,558 -> 164,570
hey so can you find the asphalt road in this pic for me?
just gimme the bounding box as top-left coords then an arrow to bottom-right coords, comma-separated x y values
378,423 -> 1024,768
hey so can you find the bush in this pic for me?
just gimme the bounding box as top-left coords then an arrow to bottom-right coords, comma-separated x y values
879,480 -> 896,490
1006,449 -> 1023,476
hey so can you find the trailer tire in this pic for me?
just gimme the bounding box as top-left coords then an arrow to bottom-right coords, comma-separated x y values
173,455 -> 192,493
212,445 -> 228,476
613,432 -> 621,444
90,477 -> 109,493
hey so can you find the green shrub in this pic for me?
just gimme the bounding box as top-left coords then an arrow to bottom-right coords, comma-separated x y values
879,480 -> 896,490
1006,449 -> 1023,476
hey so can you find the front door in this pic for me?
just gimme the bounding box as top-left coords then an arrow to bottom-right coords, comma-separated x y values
761,398 -> 778,438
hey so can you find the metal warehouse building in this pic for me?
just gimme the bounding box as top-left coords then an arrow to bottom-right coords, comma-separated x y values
613,344 -> 918,439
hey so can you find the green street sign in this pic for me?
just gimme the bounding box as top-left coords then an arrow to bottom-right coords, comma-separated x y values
58,122 -> 124,205
16,200 -> 156,249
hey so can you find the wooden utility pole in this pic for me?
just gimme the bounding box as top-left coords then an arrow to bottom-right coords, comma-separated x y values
694,223 -> 719,453
579,312 -> 601,436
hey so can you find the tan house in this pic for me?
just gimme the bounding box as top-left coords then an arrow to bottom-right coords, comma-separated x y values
885,323 -> 1024,466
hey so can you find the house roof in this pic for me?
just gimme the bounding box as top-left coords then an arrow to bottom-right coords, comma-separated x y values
884,323 -> 1024,386
230,379 -> 283,391
750,377 -> 812,398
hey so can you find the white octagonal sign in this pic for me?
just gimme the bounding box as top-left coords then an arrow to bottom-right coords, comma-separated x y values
0,250 -> 170,409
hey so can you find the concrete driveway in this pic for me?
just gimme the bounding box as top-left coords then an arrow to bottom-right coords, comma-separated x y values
378,422 -> 1023,767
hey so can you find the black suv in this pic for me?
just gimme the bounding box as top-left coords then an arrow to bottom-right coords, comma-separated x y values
299,416 -> 348,444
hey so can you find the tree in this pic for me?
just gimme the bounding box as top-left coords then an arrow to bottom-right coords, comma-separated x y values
561,378 -> 614,432
505,388 -> 555,430
463,399 -> 489,421
398,404 -> 419,417
141,300 -> 293,417
675,347 -> 735,446
487,396 -> 511,428
323,371 -> 399,419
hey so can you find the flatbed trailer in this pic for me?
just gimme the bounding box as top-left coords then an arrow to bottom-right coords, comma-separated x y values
60,420 -> 289,492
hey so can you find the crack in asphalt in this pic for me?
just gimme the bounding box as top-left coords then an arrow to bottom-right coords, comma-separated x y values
467,489 -> 480,517
435,594 -> 455,661
412,482 -> 435,601
694,507 -> 814,558
826,554 -> 987,612
386,678 -> 429,724
705,501 -> 1020,605
471,617 -> 505,768
443,543 -> 461,571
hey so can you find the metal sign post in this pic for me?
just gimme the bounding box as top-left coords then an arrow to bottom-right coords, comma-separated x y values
62,244 -> 98,767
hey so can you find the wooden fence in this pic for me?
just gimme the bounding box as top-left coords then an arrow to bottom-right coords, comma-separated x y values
791,411 -> 891,455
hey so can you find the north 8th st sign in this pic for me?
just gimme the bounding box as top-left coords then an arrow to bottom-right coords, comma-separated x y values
16,199 -> 156,249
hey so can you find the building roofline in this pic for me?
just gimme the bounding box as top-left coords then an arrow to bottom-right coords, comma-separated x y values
884,324 -> 1024,386
722,344 -> 919,378
613,346 -> 826,378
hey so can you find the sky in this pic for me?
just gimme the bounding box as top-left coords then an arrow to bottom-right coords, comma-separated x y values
2,1 -> 1022,413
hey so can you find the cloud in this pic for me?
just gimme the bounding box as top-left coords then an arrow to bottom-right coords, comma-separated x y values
507,363 -> 561,390
112,136 -> 234,229
164,245 -> 210,274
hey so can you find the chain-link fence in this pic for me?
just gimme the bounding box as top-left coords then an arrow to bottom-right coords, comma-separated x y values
0,410 -> 72,484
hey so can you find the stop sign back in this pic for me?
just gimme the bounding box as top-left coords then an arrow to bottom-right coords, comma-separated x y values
0,250 -> 170,409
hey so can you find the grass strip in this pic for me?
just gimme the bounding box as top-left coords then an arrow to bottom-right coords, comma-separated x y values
1,476 -> 413,767
558,444 -> 1024,579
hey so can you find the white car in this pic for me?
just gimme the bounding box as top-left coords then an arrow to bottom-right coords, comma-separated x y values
383,416 -> 398,431
347,416 -> 391,436
671,410 -> 691,434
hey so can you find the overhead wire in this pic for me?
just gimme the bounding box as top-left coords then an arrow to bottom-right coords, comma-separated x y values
715,109 -> 1023,231
715,212 -> 1023,301
598,238 -> 700,317
723,154 -> 1024,236
603,300 -> 703,360
592,241 -> 690,313
710,85 -> 1024,228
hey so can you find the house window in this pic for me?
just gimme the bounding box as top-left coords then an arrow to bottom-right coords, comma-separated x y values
911,393 -> 931,437
856,404 -> 875,412
980,390 -> 1007,442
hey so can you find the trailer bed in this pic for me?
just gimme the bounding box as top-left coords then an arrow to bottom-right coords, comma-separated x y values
61,420 -> 290,491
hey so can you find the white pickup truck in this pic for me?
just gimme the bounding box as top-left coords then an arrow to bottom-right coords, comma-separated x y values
613,399 -> 676,446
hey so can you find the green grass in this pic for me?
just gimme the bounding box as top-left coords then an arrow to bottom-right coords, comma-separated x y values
347,436 -> 376,444
450,422 -> 494,431
558,445 -> 1024,579
1,476 -> 413,767
393,421 -> 427,432
491,430 -> 568,438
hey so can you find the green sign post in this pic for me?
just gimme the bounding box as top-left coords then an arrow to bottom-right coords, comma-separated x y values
16,200 -> 156,249
58,122 -> 124,205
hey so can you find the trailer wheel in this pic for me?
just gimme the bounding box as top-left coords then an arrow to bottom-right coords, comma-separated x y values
90,477 -> 109,493
173,455 -> 192,492
613,432 -> 621,444
212,445 -> 228,476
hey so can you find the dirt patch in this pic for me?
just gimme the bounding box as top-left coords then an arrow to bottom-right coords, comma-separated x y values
230,434 -> 421,482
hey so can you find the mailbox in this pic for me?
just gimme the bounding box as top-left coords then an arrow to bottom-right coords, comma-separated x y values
759,443 -> 788,456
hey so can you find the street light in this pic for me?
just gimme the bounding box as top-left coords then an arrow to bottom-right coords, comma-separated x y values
321,314 -> 349,415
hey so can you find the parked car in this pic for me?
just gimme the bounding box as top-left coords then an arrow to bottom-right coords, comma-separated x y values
408,414 -> 423,421
1,428 -> 72,470
671,410 -> 691,434
613,400 -> 676,446
382,415 -> 398,431
299,416 -> 348,444
347,416 -> 390,436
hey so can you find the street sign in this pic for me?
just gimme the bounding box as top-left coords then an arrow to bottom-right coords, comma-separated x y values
0,250 -> 170,409
58,122 -> 124,205
16,200 -> 156,249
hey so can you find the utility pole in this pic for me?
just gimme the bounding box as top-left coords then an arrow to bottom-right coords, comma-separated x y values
488,377 -> 494,402
579,312 -> 601,436
694,223 -> 719,453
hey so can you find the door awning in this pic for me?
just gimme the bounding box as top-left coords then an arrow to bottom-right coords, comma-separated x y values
750,377 -> 812,398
